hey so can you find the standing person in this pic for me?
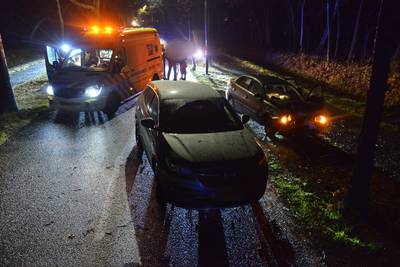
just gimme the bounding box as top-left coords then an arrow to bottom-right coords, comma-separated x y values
180,58 -> 187,80
167,57 -> 178,81
162,45 -> 167,79
167,55 -> 178,81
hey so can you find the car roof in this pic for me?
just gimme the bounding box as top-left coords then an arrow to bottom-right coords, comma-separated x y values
150,81 -> 221,100
240,74 -> 290,85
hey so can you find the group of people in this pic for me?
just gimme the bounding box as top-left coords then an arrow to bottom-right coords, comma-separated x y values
164,57 -> 187,81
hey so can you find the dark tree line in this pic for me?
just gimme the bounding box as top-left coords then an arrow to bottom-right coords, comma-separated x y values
139,0 -> 397,62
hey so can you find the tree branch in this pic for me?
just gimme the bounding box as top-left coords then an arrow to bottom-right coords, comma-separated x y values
69,0 -> 95,10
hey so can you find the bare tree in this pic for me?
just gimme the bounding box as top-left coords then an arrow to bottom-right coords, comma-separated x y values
348,0 -> 399,213
287,0 -> 296,50
299,0 -> 306,53
348,0 -> 364,61
334,0 -> 340,57
69,0 -> 99,19
326,0 -> 334,61
0,34 -> 18,114
55,0 -> 64,39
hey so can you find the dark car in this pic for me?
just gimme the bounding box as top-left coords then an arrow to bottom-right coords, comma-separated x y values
135,81 -> 268,209
226,75 -> 329,138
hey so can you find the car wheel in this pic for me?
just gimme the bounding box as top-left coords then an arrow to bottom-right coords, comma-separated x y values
135,120 -> 143,152
263,116 -> 277,140
104,92 -> 120,118
228,97 -> 236,110
153,161 -> 167,206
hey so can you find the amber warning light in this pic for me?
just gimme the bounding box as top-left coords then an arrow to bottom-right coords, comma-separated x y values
84,26 -> 115,35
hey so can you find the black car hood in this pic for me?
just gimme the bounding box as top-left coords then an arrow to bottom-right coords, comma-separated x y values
51,70 -> 107,89
162,128 -> 260,163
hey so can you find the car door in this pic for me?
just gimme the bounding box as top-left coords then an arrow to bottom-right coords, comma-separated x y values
232,76 -> 253,115
146,92 -> 160,160
263,84 -> 285,116
246,79 -> 266,121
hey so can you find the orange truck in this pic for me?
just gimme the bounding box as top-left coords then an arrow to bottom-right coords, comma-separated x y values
45,26 -> 163,116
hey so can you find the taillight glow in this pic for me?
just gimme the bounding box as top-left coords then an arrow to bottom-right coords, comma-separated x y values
314,115 -> 328,125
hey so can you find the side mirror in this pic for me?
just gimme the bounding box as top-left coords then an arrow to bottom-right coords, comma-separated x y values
241,115 -> 250,124
141,118 -> 156,129
53,61 -> 60,70
308,95 -> 324,104
254,93 -> 263,100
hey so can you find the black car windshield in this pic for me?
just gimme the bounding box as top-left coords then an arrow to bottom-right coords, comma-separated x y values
160,98 -> 243,134
60,48 -> 113,71
265,84 -> 303,101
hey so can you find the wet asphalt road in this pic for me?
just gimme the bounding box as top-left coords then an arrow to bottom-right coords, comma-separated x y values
0,96 -> 323,266
9,59 -> 46,87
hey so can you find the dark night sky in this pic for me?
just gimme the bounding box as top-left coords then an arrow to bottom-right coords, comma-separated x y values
0,0 -> 131,47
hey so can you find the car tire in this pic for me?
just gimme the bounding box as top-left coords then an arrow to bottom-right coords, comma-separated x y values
135,120 -> 143,152
263,116 -> 276,140
152,74 -> 160,81
104,92 -> 120,118
228,97 -> 236,110
153,161 -> 167,206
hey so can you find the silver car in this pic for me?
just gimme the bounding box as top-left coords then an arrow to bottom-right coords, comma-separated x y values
135,81 -> 268,209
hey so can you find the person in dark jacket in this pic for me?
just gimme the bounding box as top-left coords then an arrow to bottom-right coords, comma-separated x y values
166,56 -> 177,81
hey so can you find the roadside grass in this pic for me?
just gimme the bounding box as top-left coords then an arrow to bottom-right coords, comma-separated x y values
5,47 -> 43,68
268,156 -> 379,252
0,75 -> 49,146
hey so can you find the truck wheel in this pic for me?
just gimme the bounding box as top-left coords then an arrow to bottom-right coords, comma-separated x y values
104,92 -> 120,118
152,74 -> 160,81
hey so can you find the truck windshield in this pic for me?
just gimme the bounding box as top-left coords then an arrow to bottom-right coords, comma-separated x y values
60,48 -> 113,72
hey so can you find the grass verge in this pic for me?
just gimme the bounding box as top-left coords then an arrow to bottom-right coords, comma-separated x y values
0,75 -> 49,146
268,155 -> 379,252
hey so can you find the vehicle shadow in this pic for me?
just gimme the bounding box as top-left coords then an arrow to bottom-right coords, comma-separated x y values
53,110 -> 108,128
124,145 -> 260,266
197,210 -> 229,267
125,145 -> 171,266
52,97 -> 139,129
281,133 -> 355,166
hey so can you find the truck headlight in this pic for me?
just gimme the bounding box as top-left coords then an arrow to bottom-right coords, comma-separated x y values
46,85 -> 54,96
85,85 -> 102,98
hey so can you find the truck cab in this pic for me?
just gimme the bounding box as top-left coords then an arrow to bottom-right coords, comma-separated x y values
45,26 -> 163,116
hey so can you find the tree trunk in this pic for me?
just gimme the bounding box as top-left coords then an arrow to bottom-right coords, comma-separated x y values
348,0 -> 364,61
326,0 -> 333,61
55,0 -> 64,39
334,0 -> 341,58
0,34 -> 18,114
299,0 -> 305,53
287,0 -> 296,51
348,0 -> 399,213
263,7 -> 271,49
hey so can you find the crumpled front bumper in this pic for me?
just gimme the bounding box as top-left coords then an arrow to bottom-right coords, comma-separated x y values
158,164 -> 268,209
